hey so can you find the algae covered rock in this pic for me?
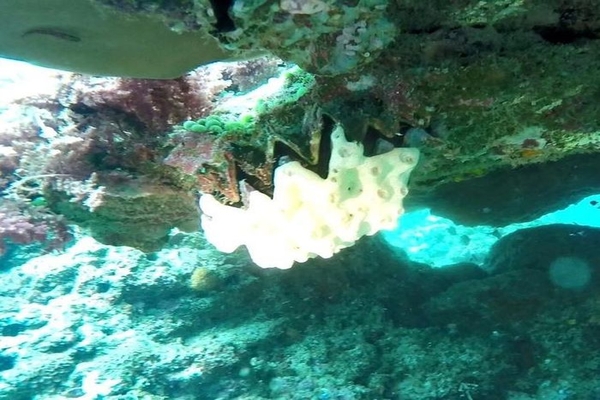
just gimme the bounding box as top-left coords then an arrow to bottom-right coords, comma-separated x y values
46,174 -> 199,251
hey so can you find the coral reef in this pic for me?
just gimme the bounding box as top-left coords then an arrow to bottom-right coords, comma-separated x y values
3,2 -> 600,399
0,61 -> 238,251
0,198 -> 71,262
1,221 -> 600,399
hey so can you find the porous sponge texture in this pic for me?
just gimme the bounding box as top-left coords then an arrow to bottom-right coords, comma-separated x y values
200,125 -> 419,269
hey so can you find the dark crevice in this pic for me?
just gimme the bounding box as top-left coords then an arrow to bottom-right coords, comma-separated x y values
231,144 -> 273,199
362,126 -> 404,157
534,26 -> 598,43
401,25 -> 444,35
313,115 -> 335,179
534,7 -> 600,44
271,114 -> 335,180
208,0 -> 236,33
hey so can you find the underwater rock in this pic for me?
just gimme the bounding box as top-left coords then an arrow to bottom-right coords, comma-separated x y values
424,223 -> 600,329
2,220 -> 600,398
485,223 -> 600,279
5,0 -> 600,263
423,268 -> 554,329
45,174 -> 199,252
407,153 -> 600,226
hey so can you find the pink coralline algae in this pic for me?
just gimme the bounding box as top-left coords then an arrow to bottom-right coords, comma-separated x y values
163,133 -> 240,203
0,200 -> 71,256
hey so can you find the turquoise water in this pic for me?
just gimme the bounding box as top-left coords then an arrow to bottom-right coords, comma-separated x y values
384,193 -> 600,268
